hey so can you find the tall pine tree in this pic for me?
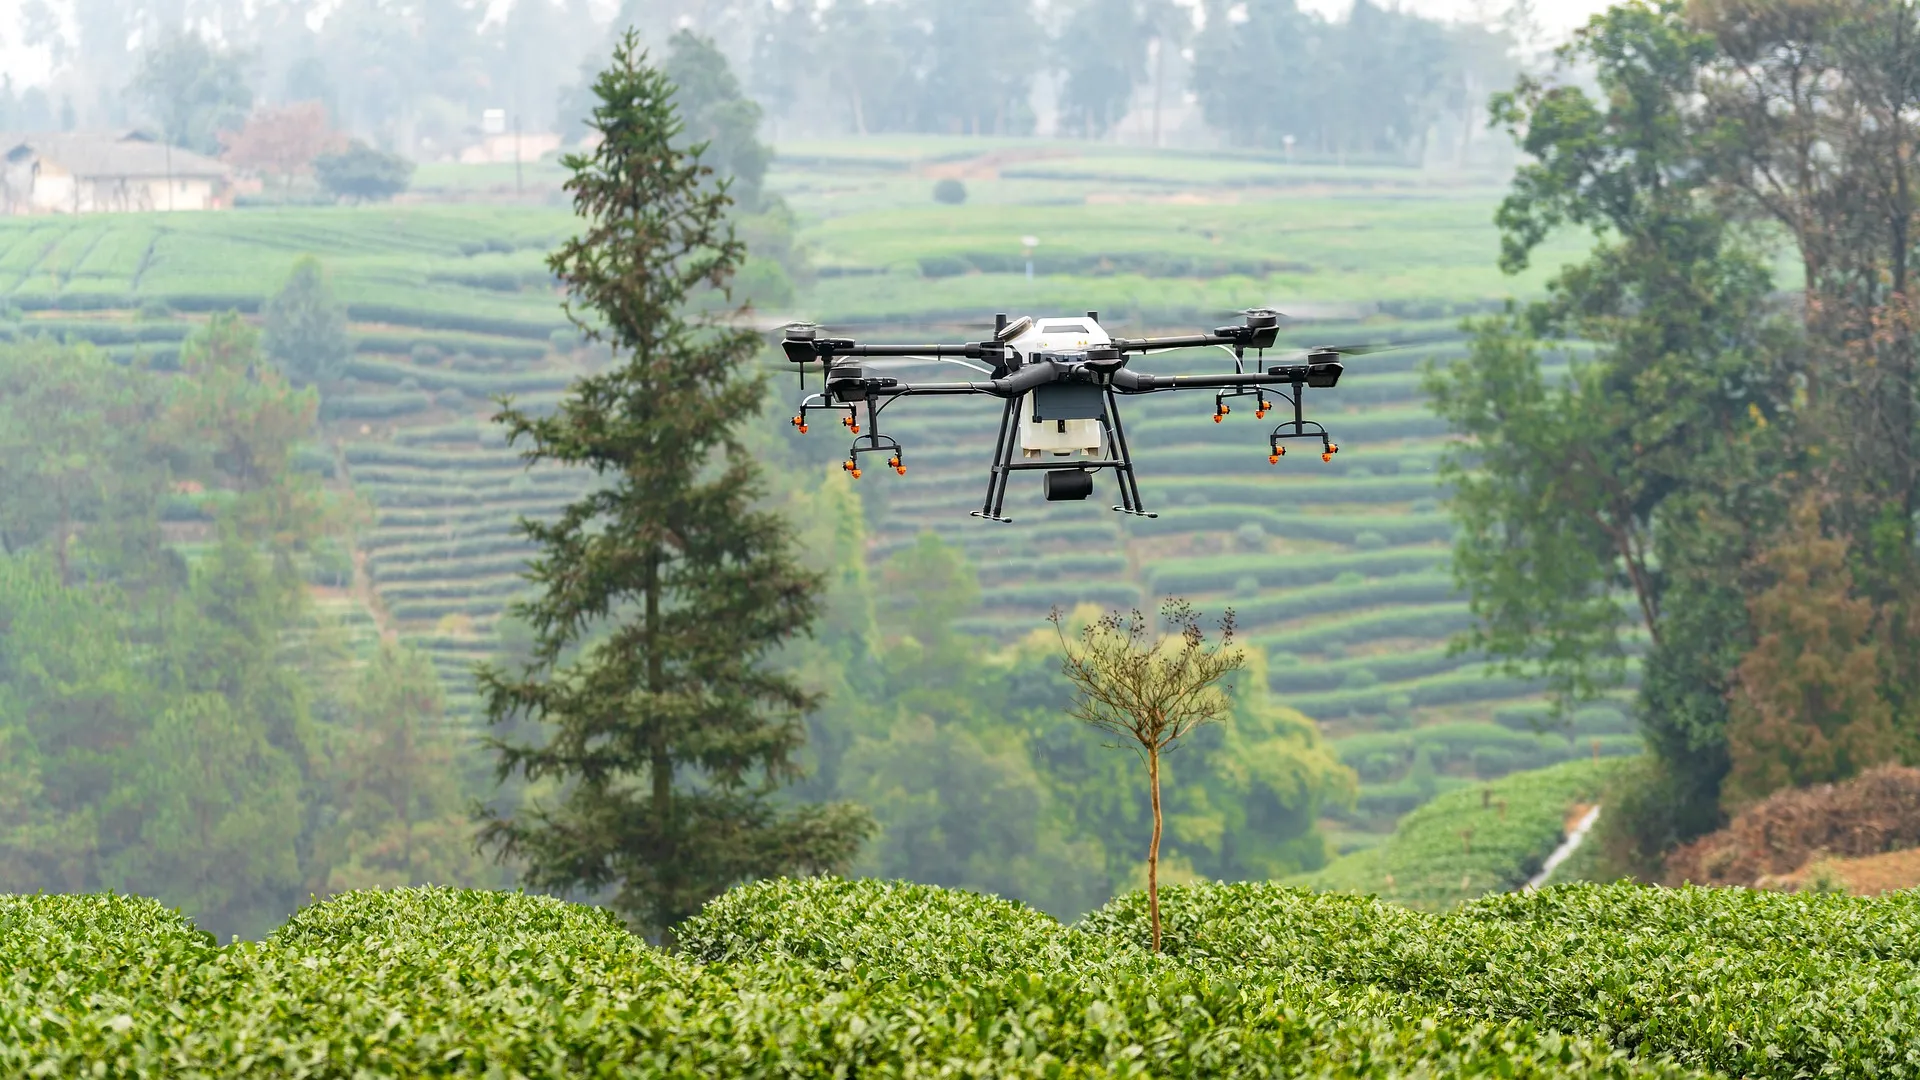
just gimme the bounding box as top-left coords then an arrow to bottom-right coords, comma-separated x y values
476,31 -> 870,938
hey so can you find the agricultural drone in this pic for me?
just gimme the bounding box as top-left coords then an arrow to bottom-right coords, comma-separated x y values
780,309 -> 1393,522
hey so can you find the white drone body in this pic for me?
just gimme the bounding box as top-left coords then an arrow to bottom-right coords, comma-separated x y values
1004,315 -> 1111,458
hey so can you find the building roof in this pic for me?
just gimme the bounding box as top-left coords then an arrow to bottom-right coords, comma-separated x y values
0,131 -> 229,180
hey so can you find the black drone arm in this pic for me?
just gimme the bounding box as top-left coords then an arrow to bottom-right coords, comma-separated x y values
783,337 -> 1006,364
1111,363 -> 1340,392
823,357 -> 1342,404
1109,332 -> 1234,354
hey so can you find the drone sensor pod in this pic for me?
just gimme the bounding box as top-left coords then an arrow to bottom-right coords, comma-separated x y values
1044,470 -> 1095,502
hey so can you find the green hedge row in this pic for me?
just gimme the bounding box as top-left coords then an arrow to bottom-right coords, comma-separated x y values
369,551 -> 532,584
977,580 -> 1144,612
344,301 -> 566,341
375,574 -> 527,604
1255,603 -> 1471,654
372,498 -> 569,532
21,869 -> 1920,1077
352,331 -> 548,361
975,552 -> 1131,585
319,391 -> 433,421
355,479 -> 579,509
1221,571 -> 1456,628
341,357 -> 568,395
384,595 -> 514,624
1271,643 -> 1471,694
1287,666 -> 1547,719
361,526 -> 526,557
1130,506 -> 1455,546
344,442 -> 520,468
13,319 -> 194,345
1493,702 -> 1636,737
1332,722 -> 1641,786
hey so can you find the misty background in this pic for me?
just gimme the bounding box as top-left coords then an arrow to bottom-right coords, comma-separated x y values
0,0 -> 1605,166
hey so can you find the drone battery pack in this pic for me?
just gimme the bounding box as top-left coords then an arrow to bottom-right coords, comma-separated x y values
1021,385 -> 1103,457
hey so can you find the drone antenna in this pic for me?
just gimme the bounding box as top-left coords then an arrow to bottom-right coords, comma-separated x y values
1087,311 -> 1098,321
995,312 -> 1007,335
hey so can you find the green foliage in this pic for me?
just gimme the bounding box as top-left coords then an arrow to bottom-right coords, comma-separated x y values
661,30 -> 772,213
1189,0 -> 1493,163
1435,0 -> 1799,840
0,337 -> 172,585
262,255 -> 350,386
312,641 -> 499,895
477,34 -> 868,938
1053,0 -> 1148,138
130,32 -> 252,155
1297,758 -> 1627,908
314,141 -> 415,203
0,326 -> 500,941
24,877 -> 1920,1077
932,177 -> 967,204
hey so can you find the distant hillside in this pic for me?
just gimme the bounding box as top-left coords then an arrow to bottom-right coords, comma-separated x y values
0,137 -> 1639,849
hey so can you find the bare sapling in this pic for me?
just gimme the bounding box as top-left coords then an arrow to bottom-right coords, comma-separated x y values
1050,598 -> 1245,953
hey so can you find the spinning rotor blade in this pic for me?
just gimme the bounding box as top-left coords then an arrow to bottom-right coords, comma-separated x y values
1277,336 -> 1451,359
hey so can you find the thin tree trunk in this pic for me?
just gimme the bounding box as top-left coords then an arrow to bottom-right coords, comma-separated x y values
1148,744 -> 1162,952
647,546 -> 668,821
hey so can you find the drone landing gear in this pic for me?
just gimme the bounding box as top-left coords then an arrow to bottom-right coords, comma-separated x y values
971,386 -> 1157,523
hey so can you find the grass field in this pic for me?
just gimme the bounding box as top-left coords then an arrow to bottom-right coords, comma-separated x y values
0,135 -> 1633,830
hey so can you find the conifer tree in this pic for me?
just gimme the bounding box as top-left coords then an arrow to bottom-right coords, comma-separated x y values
477,31 -> 869,938
262,256 -> 350,387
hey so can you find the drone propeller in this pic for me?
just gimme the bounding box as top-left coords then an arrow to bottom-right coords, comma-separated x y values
1277,336 -> 1450,359
773,319 -> 856,338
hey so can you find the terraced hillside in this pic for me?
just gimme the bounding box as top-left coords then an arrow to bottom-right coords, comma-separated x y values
0,136 -> 1639,842
0,205 -> 585,718
764,139 -> 1640,848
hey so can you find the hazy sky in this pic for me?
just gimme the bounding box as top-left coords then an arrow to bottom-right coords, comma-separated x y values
1297,0 -> 1616,43
0,0 -> 1619,94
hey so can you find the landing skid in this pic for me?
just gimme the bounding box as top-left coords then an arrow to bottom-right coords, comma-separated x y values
972,385 -> 1153,522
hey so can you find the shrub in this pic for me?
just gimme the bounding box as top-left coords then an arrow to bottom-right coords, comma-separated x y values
1665,764 -> 1920,887
21,874 -> 1920,1078
918,254 -> 971,278
1341,667 -> 1380,690
314,141 -> 415,202
932,177 -> 967,204
1353,529 -> 1389,550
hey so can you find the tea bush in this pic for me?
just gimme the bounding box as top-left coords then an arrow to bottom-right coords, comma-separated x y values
21,873 -> 1920,1076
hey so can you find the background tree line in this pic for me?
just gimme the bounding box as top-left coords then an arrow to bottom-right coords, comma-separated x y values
0,303 -> 504,942
1430,0 -> 1920,872
6,0 -> 1529,167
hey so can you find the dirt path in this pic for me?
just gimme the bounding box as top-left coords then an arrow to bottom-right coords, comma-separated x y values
1524,804 -> 1601,891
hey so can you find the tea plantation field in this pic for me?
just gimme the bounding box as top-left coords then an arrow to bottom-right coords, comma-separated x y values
0,136 -> 1636,834
12,875 -> 1920,1077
